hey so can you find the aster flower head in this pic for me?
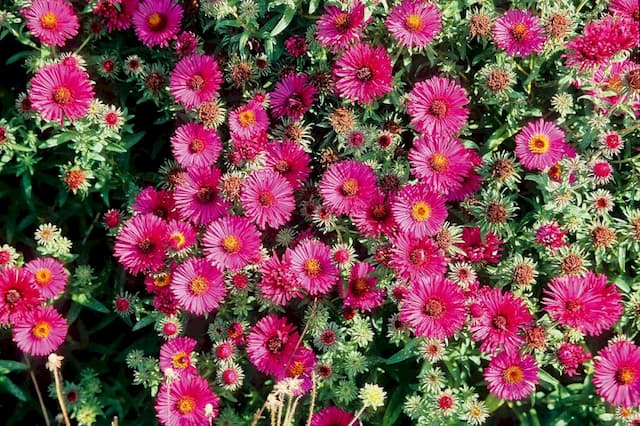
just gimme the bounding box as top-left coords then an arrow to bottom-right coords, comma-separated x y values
515,119 -> 568,170
246,314 -> 300,375
171,258 -> 226,315
593,339 -> 640,408
310,406 -> 355,426
407,76 -> 470,136
170,122 -> 222,168
351,191 -> 397,238
28,63 -> 94,125
334,43 -> 393,105
0,268 -> 42,326
484,351 -> 539,400
319,160 -> 378,216
202,216 -> 262,271
610,0 -> 639,22
228,101 -> 269,139
557,342 -> 591,376
133,186 -> 177,221
316,1 -> 368,52
340,262 -> 385,312
290,239 -> 337,296
276,346 -> 317,395
386,0 -> 442,48
270,73 -> 317,121
170,54 -> 223,110
132,0 -> 183,48
12,306 -> 68,357
241,169 -> 295,230
392,183 -> 448,238
24,257 -> 67,299
155,374 -> 219,426
114,214 -> 169,275
264,140 -> 311,191
258,251 -> 302,306
400,276 -> 466,339
174,166 -> 230,225
23,0 -> 79,47
492,9 -> 545,57
390,232 -> 447,282
159,336 -> 198,376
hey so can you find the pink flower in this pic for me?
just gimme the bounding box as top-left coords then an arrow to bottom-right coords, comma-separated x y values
593,339 -> 640,408
93,0 -> 138,31
170,54 -> 222,110
351,191 -> 397,238
23,0 -> 79,46
390,232 -> 447,282
400,276 -> 466,339
515,119 -> 567,170
340,262 -> 385,312
246,315 -> 300,375
470,288 -> 532,354
270,73 -> 317,121
542,272 -> 622,336
155,375 -> 219,425
167,220 -> 197,251
557,342 -> 591,376
319,160 -> 378,216
0,268 -> 42,326
484,351 -> 538,400
24,258 -> 67,299
590,159 -> 614,185
132,0 -> 183,48
534,222 -> 568,252
241,169 -> 295,230
276,346 -> 317,395
264,140 -> 311,190
133,186 -> 177,221
228,101 -> 269,139
174,166 -> 230,225
170,122 -> 222,168
284,35 -> 307,57
159,336 -> 198,376
392,183 -> 447,238
334,43 -> 393,105
202,216 -> 262,271
409,134 -> 471,194
12,306 -> 68,356
316,1 -> 368,52
456,227 -> 503,264
289,239 -> 338,296
114,214 -> 169,275
258,252 -> 302,306
386,0 -> 441,48
28,63 -> 94,125
609,0 -> 639,22
407,76 -> 469,136
492,9 -> 545,57
171,258 -> 226,315
310,407 -> 356,426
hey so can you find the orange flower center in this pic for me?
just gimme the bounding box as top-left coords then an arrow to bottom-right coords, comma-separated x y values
429,153 -> 449,173
429,99 -> 448,118
288,360 -> 305,377
34,268 -> 53,286
528,134 -> 549,154
238,110 -> 256,127
405,14 -> 424,32
32,320 -> 51,339
303,258 -> 321,277
340,178 -> 359,197
616,366 -> 635,385
258,191 -> 275,207
188,138 -> 205,153
511,23 -> 527,41
411,201 -> 432,222
350,277 -> 369,296
177,396 -> 196,414
154,273 -> 171,288
604,77 -> 623,93
189,276 -> 209,295
53,87 -> 72,105
147,12 -> 167,32
333,13 -> 351,32
424,297 -> 445,318
172,351 -> 189,369
222,235 -> 241,254
170,232 -> 187,249
188,75 -> 205,91
503,365 -> 524,384
40,12 -> 58,30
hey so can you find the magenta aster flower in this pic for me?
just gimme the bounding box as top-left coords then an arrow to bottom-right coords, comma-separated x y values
28,63 -> 94,125
114,214 -> 169,275
94,0 -> 139,32
470,288 -> 533,354
557,342 -> 591,377
258,251 -> 302,306
270,73 -> 317,121
515,119 -> 567,171
264,140 -> 311,190
246,314 -> 300,375
593,339 -> 640,408
340,262 -> 384,312
241,169 -> 295,230
409,134 -> 471,194
386,0 -> 441,48
316,1 -> 367,52
276,346 -> 317,395
492,9 -> 545,57
319,160 -> 378,216
12,306 -> 68,357
202,216 -> 262,271
0,268 -> 42,326
351,191 -> 397,238
24,257 -> 67,299
169,54 -> 222,110
390,232 -> 447,283
228,101 -> 269,139
310,407 -> 355,426
534,222 -> 568,252
155,374 -> 219,426
133,186 -> 178,221
610,0 -> 639,22
456,227 -> 504,265
392,183 -> 447,238
289,239 -> 338,296
167,220 -> 197,252
542,272 -> 622,336
170,122 -> 222,168
334,43 -> 393,105
400,276 -> 466,339
171,258 -> 226,315
174,166 -> 230,225
407,76 -> 469,136
159,336 -> 198,376
23,0 -> 79,46
484,351 -> 539,401
132,0 -> 183,48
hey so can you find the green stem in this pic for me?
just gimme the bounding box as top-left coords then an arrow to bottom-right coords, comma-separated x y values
73,35 -> 93,55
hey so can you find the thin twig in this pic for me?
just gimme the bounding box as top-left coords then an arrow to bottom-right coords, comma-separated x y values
24,356 -> 51,426
347,406 -> 365,426
53,368 -> 71,426
305,372 -> 316,426
251,399 -> 269,426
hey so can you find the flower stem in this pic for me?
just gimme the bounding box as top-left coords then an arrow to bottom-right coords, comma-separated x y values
24,356 -> 51,426
304,372 -> 316,426
53,367 -> 71,426
347,406 -> 365,426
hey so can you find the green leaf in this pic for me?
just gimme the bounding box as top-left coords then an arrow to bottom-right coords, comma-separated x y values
6,50 -> 32,65
271,7 -> 296,36
0,376 -> 27,401
485,394 -> 504,412
0,360 -> 28,372
132,315 -> 156,332
71,293 -> 109,313
385,339 -> 419,364
382,386 -> 404,426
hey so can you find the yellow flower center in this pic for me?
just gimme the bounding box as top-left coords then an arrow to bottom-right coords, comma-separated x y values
39,12 -> 58,30
222,235 -> 241,254
511,23 -> 527,41
154,273 -> 171,288
177,396 -> 196,414
303,258 -> 321,277
405,14 -> 424,32
528,134 -> 550,154
32,321 -> 51,339
170,232 -> 186,249
172,351 -> 189,369
340,178 -> 359,197
333,13 -> 350,32
34,268 -> 53,286
411,201 -> 432,222
189,276 -> 209,296
429,153 -> 449,173
503,365 -> 524,384
53,87 -> 72,105
238,110 -> 256,127
616,366 -> 635,385
147,12 -> 167,32
604,77 -> 623,93
288,360 -> 305,377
